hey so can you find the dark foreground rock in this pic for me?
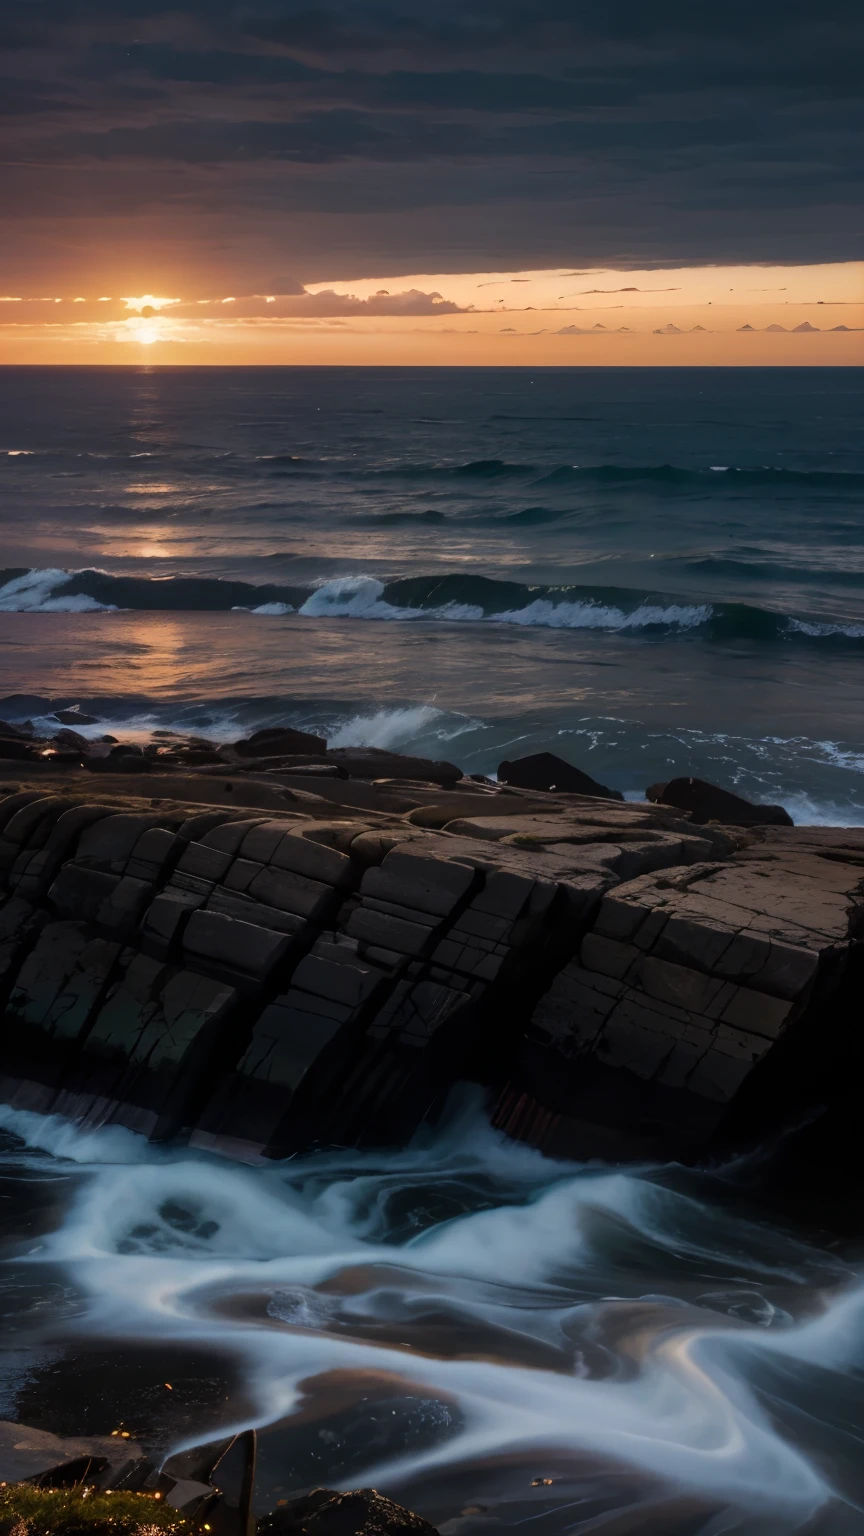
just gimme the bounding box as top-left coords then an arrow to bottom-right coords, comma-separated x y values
259,1489 -> 438,1536
235,727 -> 327,758
0,1420 -> 438,1536
326,748 -> 462,785
646,776 -> 794,826
0,1420 -> 145,1484
0,762 -> 859,1170
498,753 -> 623,801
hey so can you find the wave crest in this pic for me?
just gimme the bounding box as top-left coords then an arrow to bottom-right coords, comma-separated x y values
2,567 -> 863,643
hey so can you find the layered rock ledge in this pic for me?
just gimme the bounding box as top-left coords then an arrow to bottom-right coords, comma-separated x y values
0,762 -> 861,1166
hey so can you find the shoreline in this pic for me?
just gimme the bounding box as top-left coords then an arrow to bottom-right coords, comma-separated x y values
0,721 -> 862,1184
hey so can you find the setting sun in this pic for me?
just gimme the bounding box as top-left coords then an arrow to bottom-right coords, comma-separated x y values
125,320 -> 161,345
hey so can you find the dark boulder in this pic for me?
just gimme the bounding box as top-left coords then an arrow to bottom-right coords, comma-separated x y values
0,738 -> 37,760
258,1488 -> 439,1536
235,727 -> 327,758
52,709 -> 100,726
497,752 -> 623,801
327,748 -> 462,785
646,776 -> 793,826
52,728 -> 89,752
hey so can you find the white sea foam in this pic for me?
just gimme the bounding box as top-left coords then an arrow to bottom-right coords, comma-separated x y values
0,568 -> 115,613
776,794 -> 864,826
296,576 -> 712,633
491,598 -> 711,631
2,1098 -> 856,1525
787,617 -> 864,638
327,705 -> 447,751
0,1104 -> 156,1164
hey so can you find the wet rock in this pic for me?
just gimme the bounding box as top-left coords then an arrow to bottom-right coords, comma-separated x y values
52,728 -> 89,751
235,726 -> 327,757
0,1419 -> 144,1484
258,1486 -> 439,1536
497,753 -> 623,800
646,776 -> 793,827
52,709 -> 100,726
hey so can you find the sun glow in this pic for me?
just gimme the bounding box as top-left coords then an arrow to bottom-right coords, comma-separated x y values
126,319 -> 161,345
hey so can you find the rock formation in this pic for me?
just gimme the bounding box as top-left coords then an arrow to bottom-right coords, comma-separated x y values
0,746 -> 860,1169
646,775 -> 793,826
497,752 -> 622,800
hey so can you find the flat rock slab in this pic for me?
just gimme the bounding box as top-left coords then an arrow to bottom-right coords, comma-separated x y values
1,776 -> 862,1164
0,1420 -> 143,1483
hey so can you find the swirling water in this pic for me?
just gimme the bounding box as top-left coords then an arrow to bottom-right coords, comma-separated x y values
1,1097 -> 864,1534
1,364 -> 863,819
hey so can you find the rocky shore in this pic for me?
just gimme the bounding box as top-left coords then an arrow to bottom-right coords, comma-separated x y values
0,710 -> 862,1172
0,1418 -> 439,1536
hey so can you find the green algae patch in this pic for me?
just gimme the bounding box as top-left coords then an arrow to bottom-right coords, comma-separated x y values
0,1485 -> 190,1536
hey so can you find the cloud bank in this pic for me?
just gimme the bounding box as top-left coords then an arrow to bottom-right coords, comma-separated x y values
1,0 -> 861,293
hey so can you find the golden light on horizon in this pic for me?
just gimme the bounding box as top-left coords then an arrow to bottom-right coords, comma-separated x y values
1,261 -> 859,364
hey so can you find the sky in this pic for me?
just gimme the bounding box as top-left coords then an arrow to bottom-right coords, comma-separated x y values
2,0 -> 862,364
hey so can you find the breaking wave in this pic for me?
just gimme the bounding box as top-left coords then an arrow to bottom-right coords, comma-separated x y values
4,567 -> 864,642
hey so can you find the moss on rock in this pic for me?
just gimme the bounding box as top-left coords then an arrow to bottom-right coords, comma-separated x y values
0,1485 -> 190,1536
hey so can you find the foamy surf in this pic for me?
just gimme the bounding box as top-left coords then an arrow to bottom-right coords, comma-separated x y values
1,1097 -> 859,1529
4,568 -> 864,641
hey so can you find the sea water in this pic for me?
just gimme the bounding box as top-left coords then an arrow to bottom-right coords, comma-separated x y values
1,364 -> 863,819
1,1097 -> 863,1533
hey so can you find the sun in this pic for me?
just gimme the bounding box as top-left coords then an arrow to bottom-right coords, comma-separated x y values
127,320 -> 161,345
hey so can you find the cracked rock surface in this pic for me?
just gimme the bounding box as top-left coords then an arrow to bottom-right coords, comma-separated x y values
0,772 -> 861,1163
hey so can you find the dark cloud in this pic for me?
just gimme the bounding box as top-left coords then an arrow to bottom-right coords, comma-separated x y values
1,0 -> 861,284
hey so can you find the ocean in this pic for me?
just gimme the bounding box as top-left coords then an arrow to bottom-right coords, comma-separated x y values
2,365 -> 864,1534
1,364 -> 863,820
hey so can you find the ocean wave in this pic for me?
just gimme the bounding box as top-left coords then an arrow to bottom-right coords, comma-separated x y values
0,567 -> 309,613
354,509 -> 450,527
344,460 -> 864,489
0,567 -> 117,613
680,553 -> 864,586
381,458 -> 535,479
533,464 -> 864,490
3,566 -> 864,642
